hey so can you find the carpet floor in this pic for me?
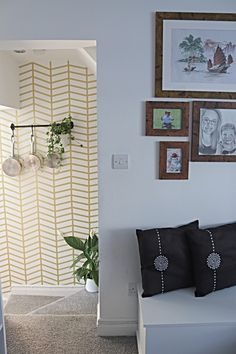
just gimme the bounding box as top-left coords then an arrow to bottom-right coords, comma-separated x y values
4,290 -> 138,354
33,289 -> 97,315
4,295 -> 62,315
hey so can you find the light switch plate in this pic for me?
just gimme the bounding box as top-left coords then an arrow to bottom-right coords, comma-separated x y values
112,154 -> 128,169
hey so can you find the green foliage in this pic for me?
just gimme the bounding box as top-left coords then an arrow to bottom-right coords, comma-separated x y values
64,232 -> 99,287
179,34 -> 205,61
46,115 -> 74,160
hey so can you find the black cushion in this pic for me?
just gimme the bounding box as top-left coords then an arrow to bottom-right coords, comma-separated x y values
136,220 -> 199,297
188,222 -> 236,297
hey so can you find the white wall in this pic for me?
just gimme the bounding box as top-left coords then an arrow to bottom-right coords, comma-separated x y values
1,0 -> 236,335
0,52 -> 19,108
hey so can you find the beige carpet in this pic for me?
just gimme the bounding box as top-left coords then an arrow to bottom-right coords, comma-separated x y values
4,291 -> 138,354
33,289 -> 97,315
4,295 -> 62,314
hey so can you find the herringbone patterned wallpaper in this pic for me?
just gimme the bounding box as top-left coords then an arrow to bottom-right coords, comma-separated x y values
0,61 -> 98,293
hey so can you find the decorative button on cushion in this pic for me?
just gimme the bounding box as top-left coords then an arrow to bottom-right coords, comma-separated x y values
136,220 -> 199,297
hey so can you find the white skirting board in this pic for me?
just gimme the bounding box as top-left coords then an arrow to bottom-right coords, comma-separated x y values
10,284 -> 83,297
97,317 -> 137,336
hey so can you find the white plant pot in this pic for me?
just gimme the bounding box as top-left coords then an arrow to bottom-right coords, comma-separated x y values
46,153 -> 61,168
85,278 -> 98,293
60,134 -> 71,147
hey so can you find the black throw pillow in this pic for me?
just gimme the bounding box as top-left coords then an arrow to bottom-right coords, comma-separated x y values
188,222 -> 236,297
136,220 -> 199,297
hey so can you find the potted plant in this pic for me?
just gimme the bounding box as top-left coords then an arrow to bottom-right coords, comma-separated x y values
46,115 -> 74,167
63,231 -> 99,292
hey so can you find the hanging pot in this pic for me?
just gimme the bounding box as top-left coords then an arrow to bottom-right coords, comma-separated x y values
2,136 -> 22,177
46,152 -> 61,169
24,129 -> 43,171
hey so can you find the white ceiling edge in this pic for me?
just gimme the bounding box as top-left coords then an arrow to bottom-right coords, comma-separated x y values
0,40 -> 96,50
77,48 -> 96,77
0,104 -> 16,110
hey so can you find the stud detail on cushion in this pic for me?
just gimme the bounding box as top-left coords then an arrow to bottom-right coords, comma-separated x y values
154,255 -> 169,271
155,228 -> 169,293
206,229 -> 220,292
207,252 -> 221,270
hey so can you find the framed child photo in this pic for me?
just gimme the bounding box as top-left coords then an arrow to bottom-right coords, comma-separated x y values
191,101 -> 236,162
146,101 -> 189,136
159,142 -> 189,179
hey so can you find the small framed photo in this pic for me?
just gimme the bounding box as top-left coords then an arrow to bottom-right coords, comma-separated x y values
159,142 -> 189,179
146,101 -> 189,136
191,101 -> 236,162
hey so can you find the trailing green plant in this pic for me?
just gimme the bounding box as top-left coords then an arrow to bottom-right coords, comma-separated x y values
64,232 -> 99,286
46,115 -> 74,160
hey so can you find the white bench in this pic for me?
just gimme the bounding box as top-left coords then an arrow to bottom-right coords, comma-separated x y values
137,285 -> 236,354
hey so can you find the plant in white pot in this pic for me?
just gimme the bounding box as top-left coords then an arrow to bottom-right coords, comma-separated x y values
46,115 -> 74,168
63,232 -> 99,292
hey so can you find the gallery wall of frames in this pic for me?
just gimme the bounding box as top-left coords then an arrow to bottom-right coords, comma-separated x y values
150,11 -> 236,180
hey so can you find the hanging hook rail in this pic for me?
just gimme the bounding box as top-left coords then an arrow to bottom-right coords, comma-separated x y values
10,122 -> 74,131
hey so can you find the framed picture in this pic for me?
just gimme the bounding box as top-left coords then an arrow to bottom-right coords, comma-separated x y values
155,12 -> 236,99
191,101 -> 236,162
159,142 -> 189,179
146,101 -> 189,136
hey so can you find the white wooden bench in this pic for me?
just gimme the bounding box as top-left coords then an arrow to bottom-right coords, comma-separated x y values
137,285 -> 236,354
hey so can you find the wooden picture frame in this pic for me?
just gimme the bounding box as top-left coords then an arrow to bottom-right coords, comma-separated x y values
146,101 -> 189,136
159,142 -> 189,179
191,101 -> 236,162
155,11 -> 236,99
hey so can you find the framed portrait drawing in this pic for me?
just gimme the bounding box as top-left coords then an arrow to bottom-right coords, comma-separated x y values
155,12 -> 236,99
159,142 -> 189,179
146,101 -> 189,136
191,101 -> 236,162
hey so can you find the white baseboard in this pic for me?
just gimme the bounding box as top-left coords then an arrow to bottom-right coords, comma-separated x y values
10,284 -> 83,297
2,294 -> 10,308
97,317 -> 137,336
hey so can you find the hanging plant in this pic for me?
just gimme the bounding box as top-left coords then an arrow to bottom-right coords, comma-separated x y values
46,115 -> 74,167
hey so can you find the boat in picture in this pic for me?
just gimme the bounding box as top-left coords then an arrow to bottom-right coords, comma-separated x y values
207,45 -> 233,73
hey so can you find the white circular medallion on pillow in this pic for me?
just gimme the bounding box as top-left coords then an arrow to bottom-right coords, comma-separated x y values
207,252 -> 221,270
154,255 -> 169,271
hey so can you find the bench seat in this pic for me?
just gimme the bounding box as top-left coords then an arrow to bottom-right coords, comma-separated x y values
137,285 -> 236,354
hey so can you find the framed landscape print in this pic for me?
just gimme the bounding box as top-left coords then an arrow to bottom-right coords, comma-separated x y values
146,101 -> 189,136
155,12 -> 236,99
159,142 -> 189,179
191,101 -> 236,162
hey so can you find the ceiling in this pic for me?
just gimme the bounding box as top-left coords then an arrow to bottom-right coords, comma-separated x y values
0,40 -> 97,74
0,40 -> 97,110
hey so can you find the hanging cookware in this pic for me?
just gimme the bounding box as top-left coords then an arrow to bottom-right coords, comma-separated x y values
2,135 -> 22,177
24,127 -> 43,171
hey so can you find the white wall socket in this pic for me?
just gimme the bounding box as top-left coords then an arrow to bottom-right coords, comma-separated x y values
112,154 -> 128,169
128,282 -> 137,296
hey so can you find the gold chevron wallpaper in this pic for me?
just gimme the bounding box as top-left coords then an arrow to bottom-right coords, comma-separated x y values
0,61 -> 98,293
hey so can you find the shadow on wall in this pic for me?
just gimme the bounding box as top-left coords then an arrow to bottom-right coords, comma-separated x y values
100,228 -> 142,286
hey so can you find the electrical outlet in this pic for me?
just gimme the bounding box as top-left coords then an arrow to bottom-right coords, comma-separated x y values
128,282 -> 137,296
112,154 -> 128,169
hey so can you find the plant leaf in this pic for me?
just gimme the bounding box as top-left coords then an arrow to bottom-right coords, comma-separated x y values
71,253 -> 86,267
64,236 -> 85,251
